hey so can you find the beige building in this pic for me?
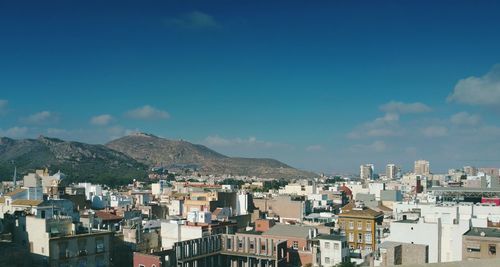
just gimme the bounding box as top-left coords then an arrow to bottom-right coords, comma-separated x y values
379,241 -> 428,266
463,227 -> 500,260
15,215 -> 112,267
338,202 -> 383,253
360,164 -> 374,181
386,164 -> 398,180
414,160 -> 430,176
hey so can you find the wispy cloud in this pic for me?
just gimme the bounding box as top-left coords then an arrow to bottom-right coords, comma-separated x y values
90,114 -> 114,126
380,101 -> 432,114
125,105 -> 170,120
448,64 -> 500,106
165,11 -> 220,30
450,112 -> 480,126
347,113 -> 401,139
0,126 -> 28,138
21,111 -> 59,125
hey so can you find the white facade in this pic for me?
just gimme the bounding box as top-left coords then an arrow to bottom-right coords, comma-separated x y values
278,183 -> 317,196
368,183 -> 386,200
110,194 -> 133,209
166,199 -> 183,216
160,220 -> 203,249
77,183 -> 103,201
314,237 -> 349,267
236,193 -> 250,215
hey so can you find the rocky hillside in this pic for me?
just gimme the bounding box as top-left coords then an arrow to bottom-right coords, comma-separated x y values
106,133 -> 315,178
0,136 -> 147,185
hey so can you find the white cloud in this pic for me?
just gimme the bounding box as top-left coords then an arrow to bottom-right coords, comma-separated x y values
90,114 -> 114,126
165,11 -> 220,30
126,105 -> 170,120
450,112 -> 480,125
448,64 -> 500,105
422,126 -> 448,137
380,101 -> 432,114
0,126 -> 28,138
348,113 -> 401,139
306,145 -> 324,152
21,111 -> 58,125
0,99 -> 7,115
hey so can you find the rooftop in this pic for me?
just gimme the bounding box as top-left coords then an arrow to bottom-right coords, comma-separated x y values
11,199 -> 44,206
314,234 -> 345,241
339,203 -> 384,219
4,188 -> 26,197
394,219 -> 419,224
95,211 -> 123,221
263,224 -> 316,239
464,227 -> 500,238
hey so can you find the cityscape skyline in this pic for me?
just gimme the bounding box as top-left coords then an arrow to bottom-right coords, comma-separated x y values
1,1 -> 500,173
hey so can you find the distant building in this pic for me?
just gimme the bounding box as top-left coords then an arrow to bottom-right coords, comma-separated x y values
386,164 -> 398,180
464,166 -> 479,176
360,164 -> 374,181
414,160 -> 430,176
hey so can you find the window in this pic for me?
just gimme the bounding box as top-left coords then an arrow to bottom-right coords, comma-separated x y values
292,241 -> 299,249
96,238 -> 104,253
365,233 -> 372,244
249,241 -> 255,250
334,243 -> 339,250
348,233 -> 354,242
489,244 -> 496,255
467,245 -> 480,253
139,265 -> 145,267
226,239 -> 232,249
357,233 -> 363,243
324,257 -> 330,264
366,222 -> 372,231
357,221 -> 363,230
152,265 -> 157,267
324,242 -> 330,249
238,239 -> 243,249
349,221 -> 354,229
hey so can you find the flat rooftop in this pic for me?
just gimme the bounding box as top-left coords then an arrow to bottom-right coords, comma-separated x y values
464,227 -> 500,238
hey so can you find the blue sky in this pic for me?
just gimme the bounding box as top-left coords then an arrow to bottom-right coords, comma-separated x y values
1,0 -> 500,174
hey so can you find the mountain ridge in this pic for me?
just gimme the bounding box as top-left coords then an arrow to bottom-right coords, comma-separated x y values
107,133 -> 316,178
0,134 -> 316,182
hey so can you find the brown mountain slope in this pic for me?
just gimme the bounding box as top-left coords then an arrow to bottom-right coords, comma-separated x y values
106,133 -> 316,179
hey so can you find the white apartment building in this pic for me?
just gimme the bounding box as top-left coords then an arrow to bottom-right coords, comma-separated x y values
278,183 -> 317,196
386,202 -> 500,263
313,235 -> 349,267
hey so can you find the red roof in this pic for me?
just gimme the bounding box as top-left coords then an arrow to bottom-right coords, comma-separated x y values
339,184 -> 352,196
95,211 -> 123,221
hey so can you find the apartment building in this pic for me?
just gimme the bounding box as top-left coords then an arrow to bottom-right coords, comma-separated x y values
338,202 -> 384,253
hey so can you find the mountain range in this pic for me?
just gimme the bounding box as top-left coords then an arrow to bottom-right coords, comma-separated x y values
0,133 -> 315,184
